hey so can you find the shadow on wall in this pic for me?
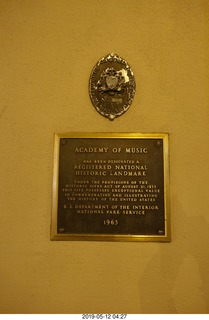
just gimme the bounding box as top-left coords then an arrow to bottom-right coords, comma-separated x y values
138,196 -> 209,314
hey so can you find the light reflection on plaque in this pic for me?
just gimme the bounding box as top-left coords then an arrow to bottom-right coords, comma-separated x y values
51,133 -> 170,242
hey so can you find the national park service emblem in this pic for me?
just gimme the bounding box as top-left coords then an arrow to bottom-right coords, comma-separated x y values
89,53 -> 136,120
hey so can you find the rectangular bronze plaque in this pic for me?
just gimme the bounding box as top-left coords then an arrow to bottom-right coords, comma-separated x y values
51,133 -> 170,241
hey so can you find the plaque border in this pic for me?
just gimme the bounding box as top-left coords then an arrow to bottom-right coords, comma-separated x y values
51,133 -> 170,242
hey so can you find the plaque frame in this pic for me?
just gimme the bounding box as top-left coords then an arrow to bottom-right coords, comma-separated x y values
51,133 -> 170,242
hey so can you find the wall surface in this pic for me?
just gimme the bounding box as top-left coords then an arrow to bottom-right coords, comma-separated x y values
0,0 -> 209,314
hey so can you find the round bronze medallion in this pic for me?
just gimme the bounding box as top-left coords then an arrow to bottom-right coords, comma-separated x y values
89,53 -> 136,120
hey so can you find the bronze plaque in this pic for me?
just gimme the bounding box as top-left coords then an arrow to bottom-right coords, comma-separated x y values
51,133 -> 170,241
89,53 -> 136,120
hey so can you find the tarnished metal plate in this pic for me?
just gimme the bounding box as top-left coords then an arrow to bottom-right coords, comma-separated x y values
51,133 -> 170,242
89,53 -> 136,120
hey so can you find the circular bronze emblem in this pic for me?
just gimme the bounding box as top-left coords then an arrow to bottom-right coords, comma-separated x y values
89,53 -> 136,120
